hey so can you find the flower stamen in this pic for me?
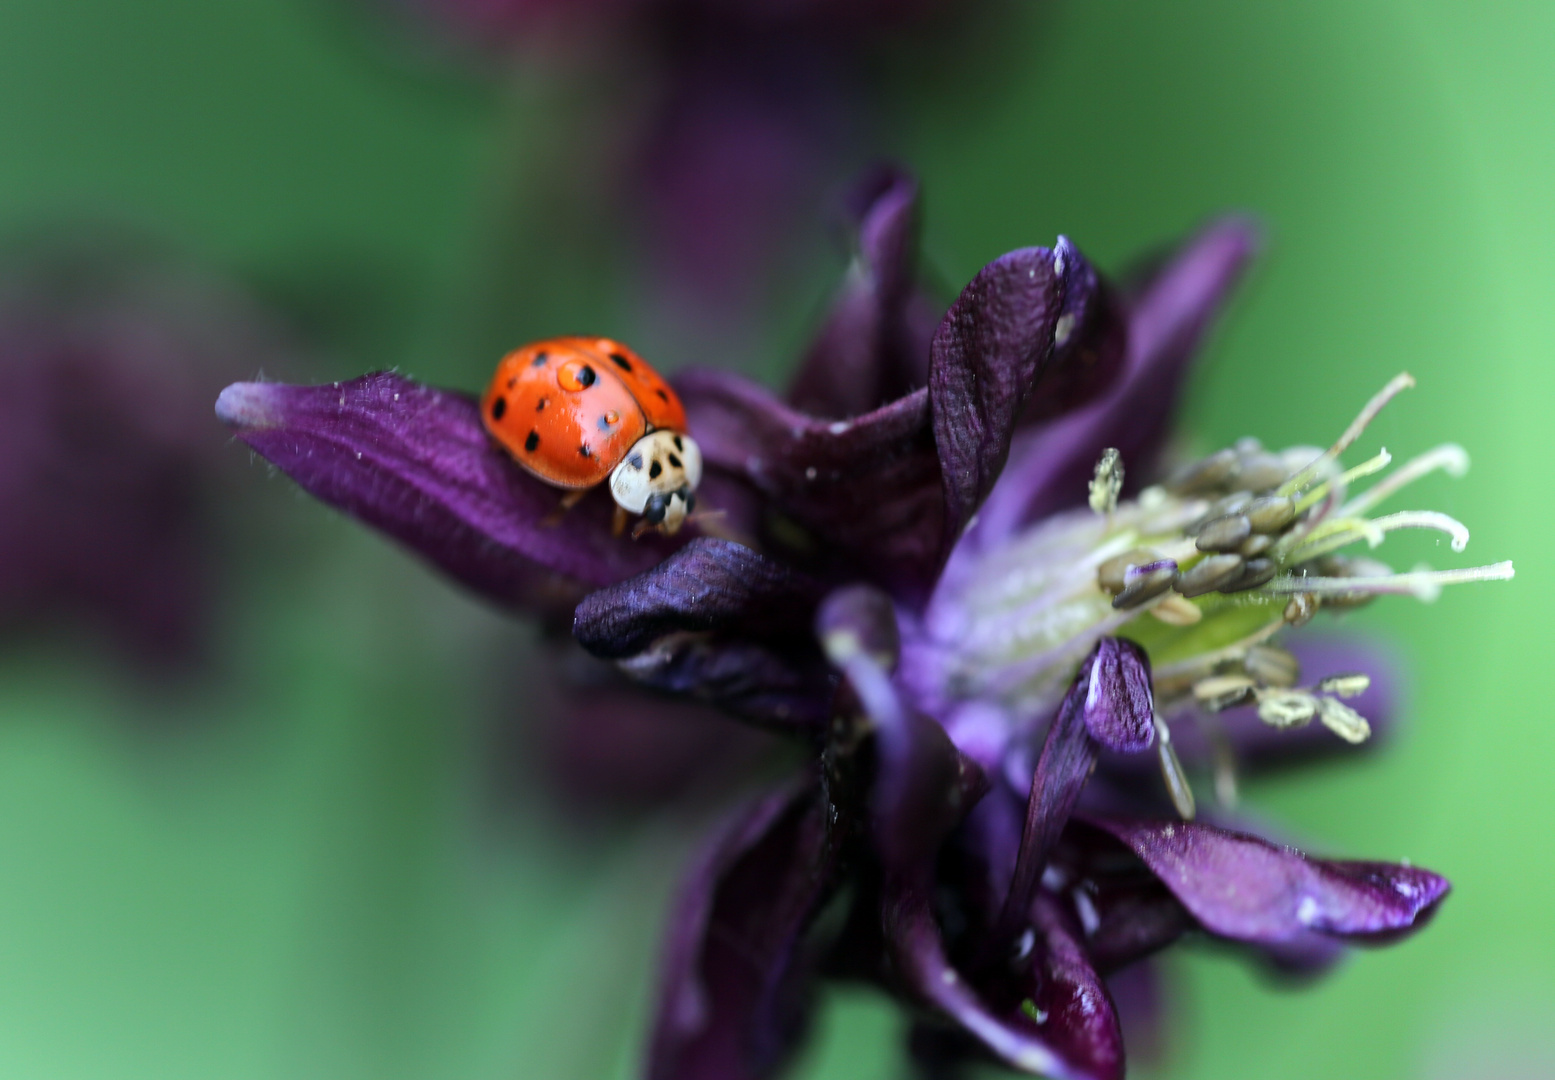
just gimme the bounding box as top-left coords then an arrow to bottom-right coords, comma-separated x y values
1260,561 -> 1515,600
1154,714 -> 1196,819
1292,447 -> 1393,514
1338,443 -> 1469,518
1279,371 -> 1416,496
1088,447 -> 1124,516
929,374 -> 1511,817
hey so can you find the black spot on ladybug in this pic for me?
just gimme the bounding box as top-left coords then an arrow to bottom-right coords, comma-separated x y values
578,365 -> 597,388
609,352 -> 633,372
491,397 -> 507,420
597,414 -> 615,433
626,452 -> 643,470
673,435 -> 683,451
531,351 -> 548,367
506,377 -> 517,389
655,388 -> 669,401
579,444 -> 593,458
536,397 -> 548,411
649,461 -> 663,479
667,453 -> 682,469
524,430 -> 539,452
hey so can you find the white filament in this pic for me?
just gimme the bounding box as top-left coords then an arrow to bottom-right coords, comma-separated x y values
1339,443 -> 1470,518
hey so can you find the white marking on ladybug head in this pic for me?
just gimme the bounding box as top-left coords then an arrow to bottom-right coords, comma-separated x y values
609,429 -> 702,534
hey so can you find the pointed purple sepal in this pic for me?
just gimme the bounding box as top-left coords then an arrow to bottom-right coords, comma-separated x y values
999,641 -> 1125,936
1018,235 -> 1128,426
647,776 -> 845,1080
216,373 -> 680,609
1080,817 -> 1450,946
965,217 -> 1261,550
929,246 -> 1063,555
788,167 -> 939,418
677,369 -> 942,599
1026,893 -> 1128,1080
1048,827 -> 1194,973
1082,638 -> 1155,753
882,880 -> 1124,1080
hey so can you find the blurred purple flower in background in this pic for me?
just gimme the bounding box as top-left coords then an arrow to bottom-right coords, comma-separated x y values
0,235 -> 295,671
378,0 -> 970,343
216,172 -> 1509,1076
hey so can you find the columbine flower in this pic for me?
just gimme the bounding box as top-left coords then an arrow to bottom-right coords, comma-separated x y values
215,170 -> 1508,1078
0,234 -> 293,669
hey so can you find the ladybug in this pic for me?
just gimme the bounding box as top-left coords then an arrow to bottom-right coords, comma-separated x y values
480,336 -> 703,535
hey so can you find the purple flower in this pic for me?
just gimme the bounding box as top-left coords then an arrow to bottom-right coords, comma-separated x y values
0,235 -> 294,669
217,172 -> 1509,1076
379,0 -> 965,347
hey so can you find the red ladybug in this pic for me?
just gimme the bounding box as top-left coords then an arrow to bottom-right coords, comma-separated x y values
481,337 -> 702,535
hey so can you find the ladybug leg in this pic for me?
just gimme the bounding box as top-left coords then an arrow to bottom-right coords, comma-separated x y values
611,505 -> 629,538
686,508 -> 743,544
541,487 -> 589,528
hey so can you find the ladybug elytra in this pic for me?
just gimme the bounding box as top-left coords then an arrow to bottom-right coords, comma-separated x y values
481,337 -> 703,535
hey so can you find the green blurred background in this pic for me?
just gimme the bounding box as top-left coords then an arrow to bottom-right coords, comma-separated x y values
0,1 -> 1549,1077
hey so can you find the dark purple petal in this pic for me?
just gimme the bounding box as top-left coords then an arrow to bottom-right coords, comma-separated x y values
217,374 -> 677,609
1056,804 -> 1346,979
616,634 -> 833,731
966,218 -> 1260,550
1024,893 -> 1127,1080
817,584 -> 985,872
882,879 -> 1123,1080
1080,817 -> 1450,946
577,546 -> 835,729
1017,236 -> 1127,426
1084,883 -> 1194,974
681,233 -> 1115,595
788,168 -> 939,418
647,775 -> 845,1080
872,704 -> 987,875
941,785 -> 1024,931
573,537 -> 821,659
1048,827 -> 1193,973
535,689 -> 774,810
678,368 -> 942,599
1082,638 -> 1154,753
997,645 -> 1109,938
929,247 -> 1063,555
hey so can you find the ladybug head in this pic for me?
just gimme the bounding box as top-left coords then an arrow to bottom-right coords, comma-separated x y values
607,429 -> 703,535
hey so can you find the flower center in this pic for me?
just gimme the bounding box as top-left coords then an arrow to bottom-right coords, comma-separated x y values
922,373 -> 1513,813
